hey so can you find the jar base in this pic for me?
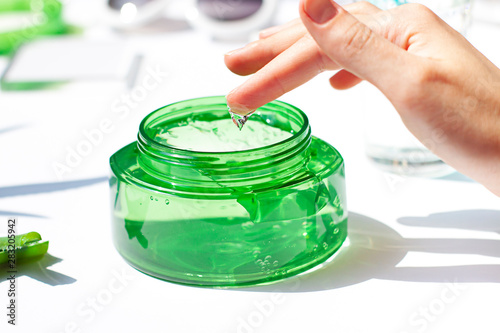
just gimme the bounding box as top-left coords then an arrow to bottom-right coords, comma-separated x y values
115,217 -> 348,287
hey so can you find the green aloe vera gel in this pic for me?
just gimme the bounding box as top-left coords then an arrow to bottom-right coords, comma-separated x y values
109,96 -> 347,287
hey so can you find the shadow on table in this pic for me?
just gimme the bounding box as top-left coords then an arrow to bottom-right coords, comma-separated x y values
0,176 -> 108,219
0,177 -> 108,286
0,176 -> 108,198
0,210 -> 47,218
0,253 -> 76,286
246,209 -> 500,292
398,209 -> 500,234
0,124 -> 29,135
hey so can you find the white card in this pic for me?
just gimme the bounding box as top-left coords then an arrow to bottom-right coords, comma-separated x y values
1,37 -> 139,85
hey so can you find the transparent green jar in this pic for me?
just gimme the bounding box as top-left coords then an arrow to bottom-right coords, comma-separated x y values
110,96 -> 347,287
0,0 -> 67,56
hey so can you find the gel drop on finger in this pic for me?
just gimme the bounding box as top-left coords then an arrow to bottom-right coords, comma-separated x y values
228,108 -> 255,130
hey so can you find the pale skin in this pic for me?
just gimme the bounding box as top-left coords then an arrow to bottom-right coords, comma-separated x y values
225,0 -> 500,196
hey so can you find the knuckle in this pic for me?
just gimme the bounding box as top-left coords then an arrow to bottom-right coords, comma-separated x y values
302,34 -> 332,72
315,51 -> 331,73
342,20 -> 374,59
397,3 -> 437,20
412,63 -> 441,86
269,72 -> 286,96
399,64 -> 440,107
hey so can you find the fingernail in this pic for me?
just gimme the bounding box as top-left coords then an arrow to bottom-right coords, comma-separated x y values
227,102 -> 255,116
226,93 -> 255,116
224,40 -> 259,57
224,48 -> 241,57
259,25 -> 282,39
303,0 -> 338,24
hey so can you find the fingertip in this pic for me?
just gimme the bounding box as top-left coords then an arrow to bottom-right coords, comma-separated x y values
224,49 -> 243,73
224,52 -> 255,76
224,42 -> 264,76
300,0 -> 341,25
329,70 -> 363,90
224,53 -> 238,74
225,91 -> 255,116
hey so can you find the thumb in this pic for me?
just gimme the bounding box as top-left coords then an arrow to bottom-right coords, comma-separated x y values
299,0 -> 412,94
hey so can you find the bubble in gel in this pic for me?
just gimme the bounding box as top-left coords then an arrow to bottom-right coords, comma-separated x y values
165,199 -> 170,205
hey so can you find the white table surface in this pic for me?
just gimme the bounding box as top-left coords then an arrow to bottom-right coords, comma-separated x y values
1,0 -> 499,332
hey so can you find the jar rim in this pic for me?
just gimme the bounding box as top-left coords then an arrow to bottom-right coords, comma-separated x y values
111,96 -> 343,197
137,95 -> 310,156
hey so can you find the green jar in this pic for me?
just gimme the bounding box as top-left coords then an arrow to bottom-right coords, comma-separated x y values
110,96 -> 347,287
0,0 -> 67,56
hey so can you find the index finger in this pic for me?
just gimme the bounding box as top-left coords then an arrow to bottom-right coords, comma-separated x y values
226,34 -> 337,115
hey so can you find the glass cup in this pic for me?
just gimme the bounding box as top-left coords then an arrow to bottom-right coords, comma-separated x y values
358,0 -> 473,177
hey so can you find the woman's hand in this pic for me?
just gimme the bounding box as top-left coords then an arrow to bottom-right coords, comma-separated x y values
225,0 -> 500,196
